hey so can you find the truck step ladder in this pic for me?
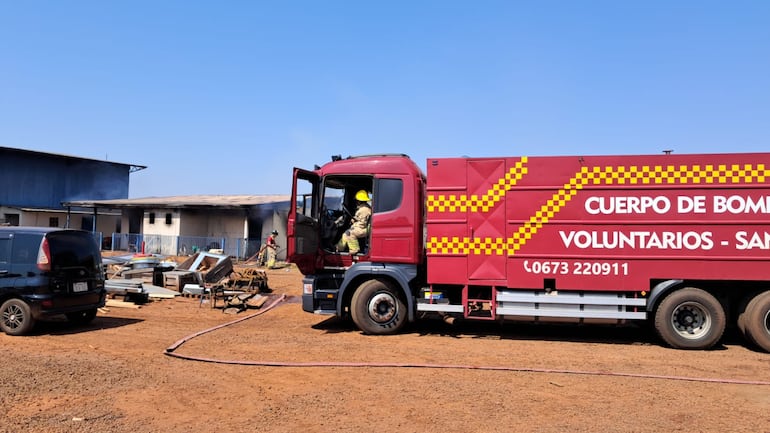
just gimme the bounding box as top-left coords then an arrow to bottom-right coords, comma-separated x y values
463,285 -> 496,320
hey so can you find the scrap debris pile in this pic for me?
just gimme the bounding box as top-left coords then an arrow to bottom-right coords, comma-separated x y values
103,251 -> 270,313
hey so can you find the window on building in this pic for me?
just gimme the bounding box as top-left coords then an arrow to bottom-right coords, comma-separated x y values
49,217 -> 59,227
3,213 -> 19,226
81,216 -> 93,231
149,213 -> 155,224
165,213 -> 172,225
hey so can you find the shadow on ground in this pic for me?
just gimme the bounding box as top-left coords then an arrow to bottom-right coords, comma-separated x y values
311,314 -> 750,351
29,316 -> 144,336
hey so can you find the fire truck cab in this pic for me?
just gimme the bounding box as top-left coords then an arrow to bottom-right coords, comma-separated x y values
289,154 -> 425,333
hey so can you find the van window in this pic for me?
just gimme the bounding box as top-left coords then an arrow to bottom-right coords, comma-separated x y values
11,234 -> 41,265
0,238 -> 9,264
47,232 -> 100,270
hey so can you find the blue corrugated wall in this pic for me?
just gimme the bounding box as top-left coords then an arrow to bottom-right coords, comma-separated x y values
0,149 -> 130,209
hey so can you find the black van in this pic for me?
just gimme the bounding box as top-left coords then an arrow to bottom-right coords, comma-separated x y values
0,227 -> 106,335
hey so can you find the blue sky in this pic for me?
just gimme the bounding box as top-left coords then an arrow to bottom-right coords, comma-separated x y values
2,1 -> 769,198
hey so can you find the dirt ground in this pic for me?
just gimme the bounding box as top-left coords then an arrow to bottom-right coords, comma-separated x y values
2,264 -> 770,433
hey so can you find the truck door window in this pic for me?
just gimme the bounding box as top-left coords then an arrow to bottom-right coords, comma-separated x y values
374,178 -> 403,213
295,178 -> 314,218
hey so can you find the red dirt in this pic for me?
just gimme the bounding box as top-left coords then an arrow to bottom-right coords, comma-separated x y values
2,265 -> 769,432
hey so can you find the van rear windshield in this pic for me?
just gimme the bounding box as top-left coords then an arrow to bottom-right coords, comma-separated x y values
47,231 -> 101,270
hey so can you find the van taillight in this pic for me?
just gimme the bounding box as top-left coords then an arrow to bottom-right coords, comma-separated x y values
37,238 -> 51,271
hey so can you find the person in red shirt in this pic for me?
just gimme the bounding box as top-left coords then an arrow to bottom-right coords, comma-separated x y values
265,229 -> 279,268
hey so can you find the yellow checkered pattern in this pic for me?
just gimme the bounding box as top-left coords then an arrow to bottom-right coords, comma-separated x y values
426,157 -> 529,213
585,163 -> 769,185
427,162 -> 770,256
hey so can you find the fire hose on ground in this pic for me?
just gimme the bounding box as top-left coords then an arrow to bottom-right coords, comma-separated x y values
164,294 -> 770,386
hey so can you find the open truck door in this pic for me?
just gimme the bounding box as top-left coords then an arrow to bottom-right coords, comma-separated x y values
288,168 -> 320,275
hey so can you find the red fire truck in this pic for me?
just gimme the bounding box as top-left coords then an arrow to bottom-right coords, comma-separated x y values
288,153 -> 770,352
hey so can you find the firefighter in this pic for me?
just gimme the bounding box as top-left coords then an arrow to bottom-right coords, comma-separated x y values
337,190 -> 371,255
265,229 -> 279,268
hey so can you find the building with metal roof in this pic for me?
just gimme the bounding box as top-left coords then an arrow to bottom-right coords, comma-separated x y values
64,195 -> 292,258
0,146 -> 145,230
1,146 -> 291,259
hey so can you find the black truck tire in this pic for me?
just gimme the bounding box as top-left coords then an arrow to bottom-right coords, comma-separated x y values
351,279 -> 407,335
653,287 -> 726,350
0,298 -> 36,336
740,291 -> 770,353
736,295 -> 752,338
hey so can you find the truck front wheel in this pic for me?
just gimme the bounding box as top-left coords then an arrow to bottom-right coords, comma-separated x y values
654,287 -> 725,350
740,291 -> 770,352
351,279 -> 407,335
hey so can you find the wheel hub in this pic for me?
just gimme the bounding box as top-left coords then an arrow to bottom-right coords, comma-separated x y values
4,309 -> 21,328
672,303 -> 710,338
368,293 -> 396,323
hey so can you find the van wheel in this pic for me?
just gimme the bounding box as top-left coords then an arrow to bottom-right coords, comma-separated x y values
740,291 -> 770,353
654,287 -> 725,350
351,280 -> 406,335
66,308 -> 98,325
0,299 -> 35,336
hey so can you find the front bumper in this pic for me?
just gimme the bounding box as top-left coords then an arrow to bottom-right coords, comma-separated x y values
301,274 -> 342,315
302,290 -> 338,315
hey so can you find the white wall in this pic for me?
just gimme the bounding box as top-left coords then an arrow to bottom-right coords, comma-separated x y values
142,209 -> 181,236
178,210 -> 208,236
207,212 -> 248,239
175,209 -> 248,239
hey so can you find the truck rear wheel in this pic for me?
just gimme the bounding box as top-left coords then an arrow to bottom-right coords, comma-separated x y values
654,287 -> 725,350
740,291 -> 770,352
351,279 -> 406,335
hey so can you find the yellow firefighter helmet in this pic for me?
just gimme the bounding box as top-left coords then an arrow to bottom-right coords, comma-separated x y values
355,190 -> 370,202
